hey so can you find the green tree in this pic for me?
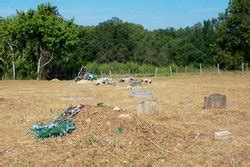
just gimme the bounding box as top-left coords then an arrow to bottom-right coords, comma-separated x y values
26,3 -> 78,79
214,0 -> 250,69
0,14 -> 28,79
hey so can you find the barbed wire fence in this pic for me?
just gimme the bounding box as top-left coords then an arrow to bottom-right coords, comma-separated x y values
100,62 -> 249,79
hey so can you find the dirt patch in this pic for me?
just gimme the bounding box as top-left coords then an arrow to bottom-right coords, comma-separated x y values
76,80 -> 93,84
0,98 -> 5,103
71,105 -> 176,165
0,74 -> 249,166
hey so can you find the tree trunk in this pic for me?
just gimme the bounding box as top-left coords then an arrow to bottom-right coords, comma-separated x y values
36,45 -> 54,80
8,42 -> 16,80
12,57 -> 15,80
37,55 -> 42,80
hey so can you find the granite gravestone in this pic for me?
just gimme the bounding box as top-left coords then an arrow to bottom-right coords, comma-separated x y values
137,100 -> 163,115
204,93 -> 226,109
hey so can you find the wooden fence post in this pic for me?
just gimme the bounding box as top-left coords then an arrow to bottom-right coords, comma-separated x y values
200,63 -> 202,74
242,62 -> 244,73
217,63 -> 220,74
109,70 -> 112,78
154,67 -> 158,77
128,69 -> 130,74
169,66 -> 172,76
246,63 -> 248,72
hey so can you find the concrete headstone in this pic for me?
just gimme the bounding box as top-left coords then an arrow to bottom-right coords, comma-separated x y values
204,93 -> 226,109
137,100 -> 163,116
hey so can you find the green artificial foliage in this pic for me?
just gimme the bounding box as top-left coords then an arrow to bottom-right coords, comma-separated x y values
30,120 -> 76,139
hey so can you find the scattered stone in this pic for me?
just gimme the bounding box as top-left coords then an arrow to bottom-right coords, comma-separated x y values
137,100 -> 163,116
107,139 -> 115,147
214,131 -> 232,140
204,93 -> 226,109
51,78 -> 60,82
85,118 -> 91,123
113,106 -> 120,111
118,113 -> 132,119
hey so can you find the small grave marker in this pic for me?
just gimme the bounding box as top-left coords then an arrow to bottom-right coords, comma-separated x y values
130,81 -> 143,88
214,131 -> 232,140
204,93 -> 226,109
137,100 -> 163,116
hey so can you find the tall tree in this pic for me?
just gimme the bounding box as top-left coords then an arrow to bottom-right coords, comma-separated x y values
25,3 -> 78,79
0,14 -> 27,79
214,0 -> 250,69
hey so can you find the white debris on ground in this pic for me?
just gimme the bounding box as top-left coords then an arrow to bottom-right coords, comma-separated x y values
214,131 -> 232,139
113,106 -> 120,111
120,77 -> 135,83
141,78 -> 152,84
96,78 -> 115,85
118,113 -> 132,119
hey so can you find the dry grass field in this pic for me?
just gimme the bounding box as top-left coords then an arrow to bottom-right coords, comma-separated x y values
0,73 -> 250,166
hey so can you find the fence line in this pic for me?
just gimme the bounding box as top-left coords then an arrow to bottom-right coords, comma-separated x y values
3,63 -> 249,80
95,63 -> 249,78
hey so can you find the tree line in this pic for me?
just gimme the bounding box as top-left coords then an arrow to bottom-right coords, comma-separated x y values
0,0 -> 249,80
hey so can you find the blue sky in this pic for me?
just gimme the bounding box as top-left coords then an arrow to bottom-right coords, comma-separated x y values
0,0 -> 229,30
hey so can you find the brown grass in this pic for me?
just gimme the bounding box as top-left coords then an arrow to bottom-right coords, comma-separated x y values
0,73 -> 250,166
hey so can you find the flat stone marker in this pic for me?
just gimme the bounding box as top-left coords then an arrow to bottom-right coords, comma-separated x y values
132,91 -> 152,99
204,93 -> 226,109
214,131 -> 232,139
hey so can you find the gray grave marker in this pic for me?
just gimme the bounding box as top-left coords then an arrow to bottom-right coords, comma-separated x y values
204,93 -> 226,109
130,81 -> 143,88
137,100 -> 163,116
